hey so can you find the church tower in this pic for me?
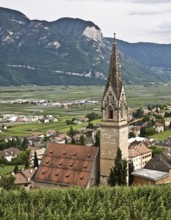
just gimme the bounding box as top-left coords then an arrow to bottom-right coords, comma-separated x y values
100,33 -> 128,185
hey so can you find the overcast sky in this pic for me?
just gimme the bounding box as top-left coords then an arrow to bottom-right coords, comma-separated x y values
0,0 -> 171,44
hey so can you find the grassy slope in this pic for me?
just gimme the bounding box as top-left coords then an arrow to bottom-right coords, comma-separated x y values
150,129 -> 171,141
0,165 -> 24,176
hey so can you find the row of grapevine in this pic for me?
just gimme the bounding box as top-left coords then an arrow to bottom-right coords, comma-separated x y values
0,185 -> 171,219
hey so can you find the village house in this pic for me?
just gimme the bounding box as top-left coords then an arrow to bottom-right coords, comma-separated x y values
0,147 -> 21,161
46,130 -> 57,137
14,169 -> 36,189
132,169 -> 171,186
53,132 -> 71,144
154,122 -> 164,133
129,145 -> 152,170
129,126 -> 141,137
164,117 -> 171,127
132,148 -> 171,185
30,148 -> 46,166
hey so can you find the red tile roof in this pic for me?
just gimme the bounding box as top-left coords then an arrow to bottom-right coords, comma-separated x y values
33,143 -> 99,187
129,145 -> 152,158
15,169 -> 36,185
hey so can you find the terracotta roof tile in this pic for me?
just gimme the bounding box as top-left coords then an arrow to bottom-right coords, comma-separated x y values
129,145 -> 152,158
33,143 -> 98,187
14,169 -> 36,185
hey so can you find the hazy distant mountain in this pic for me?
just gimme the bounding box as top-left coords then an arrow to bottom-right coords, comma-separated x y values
0,7 -> 171,86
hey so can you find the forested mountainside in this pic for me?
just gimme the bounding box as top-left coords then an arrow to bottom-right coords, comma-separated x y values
0,7 -> 171,86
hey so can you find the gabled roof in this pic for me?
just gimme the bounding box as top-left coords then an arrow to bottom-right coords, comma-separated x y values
144,154 -> 171,172
129,149 -> 141,158
14,169 -> 36,185
33,143 -> 99,187
129,145 -> 152,158
0,147 -> 21,157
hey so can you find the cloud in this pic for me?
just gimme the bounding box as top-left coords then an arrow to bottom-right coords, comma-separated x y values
129,0 -> 171,3
64,0 -> 171,2
155,23 -> 171,33
128,8 -> 171,16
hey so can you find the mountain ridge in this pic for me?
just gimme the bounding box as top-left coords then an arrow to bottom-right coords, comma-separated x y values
0,7 -> 171,86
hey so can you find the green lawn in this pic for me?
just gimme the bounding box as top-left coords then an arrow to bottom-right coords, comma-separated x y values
149,129 -> 171,141
0,165 -> 24,176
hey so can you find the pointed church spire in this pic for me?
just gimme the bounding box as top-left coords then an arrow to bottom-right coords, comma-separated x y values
103,33 -> 122,99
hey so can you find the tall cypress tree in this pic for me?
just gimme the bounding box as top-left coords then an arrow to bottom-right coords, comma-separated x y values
108,147 -> 127,186
34,151 -> 39,168
80,134 -> 85,146
128,161 -> 134,186
94,131 -> 100,147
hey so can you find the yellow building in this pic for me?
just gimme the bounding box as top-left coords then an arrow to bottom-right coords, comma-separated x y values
132,169 -> 171,186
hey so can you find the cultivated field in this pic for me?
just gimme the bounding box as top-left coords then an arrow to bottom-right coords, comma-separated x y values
0,84 -> 170,139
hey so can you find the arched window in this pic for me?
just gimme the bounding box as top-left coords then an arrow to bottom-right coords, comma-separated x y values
108,106 -> 113,119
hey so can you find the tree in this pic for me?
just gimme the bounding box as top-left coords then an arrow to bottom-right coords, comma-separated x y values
148,105 -> 152,110
20,137 -> 28,150
143,114 -> 150,123
128,161 -> 134,185
68,126 -> 76,138
79,134 -> 85,146
129,132 -> 136,138
108,148 -> 127,186
94,131 -> 100,147
140,126 -> 155,137
164,112 -> 171,118
34,151 -> 39,168
86,112 -> 99,122
71,137 -> 76,144
12,149 -> 30,166
0,175 -> 16,190
133,108 -> 144,118
149,146 -> 164,157
25,159 -> 29,169
86,122 -> 94,129
13,165 -> 19,174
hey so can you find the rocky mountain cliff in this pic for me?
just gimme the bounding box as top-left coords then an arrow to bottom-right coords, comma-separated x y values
0,7 -> 171,86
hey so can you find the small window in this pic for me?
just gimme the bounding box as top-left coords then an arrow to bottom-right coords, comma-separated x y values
109,109 -> 113,119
